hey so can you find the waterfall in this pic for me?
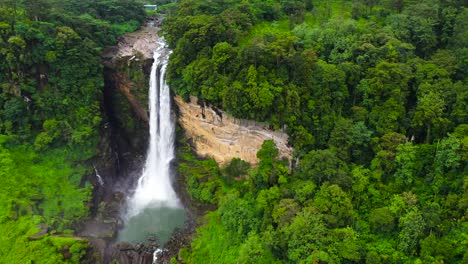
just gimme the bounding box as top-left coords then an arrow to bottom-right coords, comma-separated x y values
94,167 -> 104,186
153,248 -> 165,264
127,39 -> 180,218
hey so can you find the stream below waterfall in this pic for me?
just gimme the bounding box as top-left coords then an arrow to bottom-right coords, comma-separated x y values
117,39 -> 186,246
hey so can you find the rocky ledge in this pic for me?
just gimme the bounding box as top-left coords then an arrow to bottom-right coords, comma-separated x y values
103,23 -> 161,63
175,96 -> 292,165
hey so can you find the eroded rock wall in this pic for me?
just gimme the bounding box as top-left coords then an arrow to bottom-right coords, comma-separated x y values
175,96 -> 292,165
102,25 -> 293,167
83,25 -> 162,264
102,26 -> 162,158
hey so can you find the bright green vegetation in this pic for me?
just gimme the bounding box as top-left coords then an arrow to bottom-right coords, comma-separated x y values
0,136 -> 91,263
152,0 -> 179,15
0,139 -> 91,230
166,0 -> 467,263
177,134 -> 225,205
0,0 -> 145,262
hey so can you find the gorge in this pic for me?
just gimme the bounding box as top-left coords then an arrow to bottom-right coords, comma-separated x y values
2,0 -> 465,263
94,23 -> 292,263
118,38 -> 186,248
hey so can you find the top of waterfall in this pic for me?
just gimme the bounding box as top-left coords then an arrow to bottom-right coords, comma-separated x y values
103,26 -> 161,62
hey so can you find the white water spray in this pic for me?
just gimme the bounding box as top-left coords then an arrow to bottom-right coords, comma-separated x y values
127,39 -> 180,218
153,248 -> 165,264
94,167 -> 104,186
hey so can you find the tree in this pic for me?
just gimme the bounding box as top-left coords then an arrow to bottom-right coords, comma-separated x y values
0,0 -> 18,31
351,166 -> 370,207
221,81 -> 250,116
398,209 -> 426,254
328,227 -> 362,262
289,125 -> 315,152
430,50 -> 458,77
24,0 -> 51,21
394,143 -> 420,188
413,92 -> 446,143
398,2 -> 439,57
238,232 -> 280,264
219,193 -> 260,239
283,208 -> 329,263
313,184 -> 354,227
358,62 -> 411,135
252,140 -> 280,190
420,233 -> 456,263
245,65 -> 276,120
34,119 -> 64,150
328,118 -> 354,161
297,149 -> 351,189
293,180 -> 316,205
223,158 -> 250,179
256,186 -> 281,222
310,60 -> 348,143
212,42 -> 236,74
369,207 -> 395,233
433,134 -> 462,176
329,118 -> 372,162
272,198 -> 300,228
384,0 -> 405,13
449,8 -> 468,50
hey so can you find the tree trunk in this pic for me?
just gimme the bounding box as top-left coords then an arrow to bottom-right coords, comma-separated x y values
425,122 -> 431,144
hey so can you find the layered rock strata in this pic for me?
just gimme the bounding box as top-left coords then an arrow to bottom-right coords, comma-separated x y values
175,96 -> 292,165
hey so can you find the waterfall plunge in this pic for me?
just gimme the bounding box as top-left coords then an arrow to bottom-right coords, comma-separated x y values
127,39 -> 180,218
118,40 -> 185,246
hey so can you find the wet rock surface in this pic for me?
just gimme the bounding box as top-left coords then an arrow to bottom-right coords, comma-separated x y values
110,241 -> 155,264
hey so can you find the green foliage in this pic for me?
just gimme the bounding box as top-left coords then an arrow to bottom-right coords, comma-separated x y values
297,148 -> 350,189
237,232 -> 280,264
369,207 -> 395,233
0,0 -> 145,143
177,137 -> 223,205
222,157 -> 250,179
0,215 -> 88,263
283,207 -> 329,262
252,140 -> 281,190
0,0 -> 146,262
188,212 -> 240,264
398,209 -> 426,254
168,0 -> 468,263
219,192 -> 260,239
0,136 -> 91,262
34,119 -> 63,150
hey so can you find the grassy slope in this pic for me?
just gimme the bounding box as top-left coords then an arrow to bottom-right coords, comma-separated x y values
0,136 -> 91,263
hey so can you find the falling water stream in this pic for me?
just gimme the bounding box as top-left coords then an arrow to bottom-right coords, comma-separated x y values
94,167 -> 104,186
118,39 -> 186,248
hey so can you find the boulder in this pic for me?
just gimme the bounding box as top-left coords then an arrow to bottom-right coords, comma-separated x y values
28,224 -> 48,241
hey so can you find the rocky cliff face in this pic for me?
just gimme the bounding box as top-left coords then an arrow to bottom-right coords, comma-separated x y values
176,96 -> 292,165
81,25 -> 163,264
88,22 -> 293,263
102,25 -> 293,167
102,25 -> 160,155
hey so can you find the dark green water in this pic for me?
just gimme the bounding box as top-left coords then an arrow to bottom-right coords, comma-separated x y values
118,206 -> 186,244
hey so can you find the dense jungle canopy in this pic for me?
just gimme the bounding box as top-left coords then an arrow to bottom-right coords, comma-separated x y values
0,0 -> 466,263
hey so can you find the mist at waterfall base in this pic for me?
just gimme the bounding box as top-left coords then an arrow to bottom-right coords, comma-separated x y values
118,40 -> 186,244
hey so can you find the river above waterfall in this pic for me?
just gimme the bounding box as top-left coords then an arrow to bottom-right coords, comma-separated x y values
118,39 -> 186,245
